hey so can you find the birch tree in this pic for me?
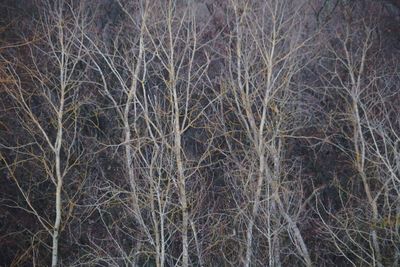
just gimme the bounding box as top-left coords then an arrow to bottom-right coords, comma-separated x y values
1,0 -> 88,265
222,0 -> 313,265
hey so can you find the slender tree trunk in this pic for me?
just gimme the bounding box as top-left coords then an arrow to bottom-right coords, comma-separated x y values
175,121 -> 189,267
244,154 -> 266,267
353,101 -> 383,267
51,173 -> 62,267
275,195 -> 312,267
52,75 -> 65,266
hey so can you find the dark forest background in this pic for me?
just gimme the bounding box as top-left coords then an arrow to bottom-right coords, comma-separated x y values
1,0 -> 400,266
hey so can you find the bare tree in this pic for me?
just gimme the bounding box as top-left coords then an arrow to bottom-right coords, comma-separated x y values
1,0 -> 88,265
315,10 -> 400,266
220,0 -> 314,266
80,1 -> 215,266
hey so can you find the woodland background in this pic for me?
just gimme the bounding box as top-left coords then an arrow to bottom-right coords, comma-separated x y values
0,0 -> 400,266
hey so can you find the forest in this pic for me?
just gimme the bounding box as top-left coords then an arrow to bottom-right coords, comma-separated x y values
0,0 -> 399,266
